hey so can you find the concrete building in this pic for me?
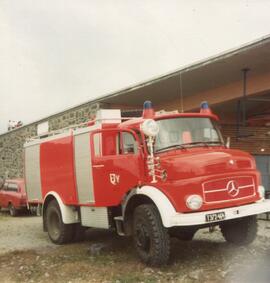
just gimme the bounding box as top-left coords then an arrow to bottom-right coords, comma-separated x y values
1,35 -> 270,188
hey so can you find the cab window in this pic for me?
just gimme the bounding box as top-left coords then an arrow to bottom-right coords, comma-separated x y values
92,131 -> 138,157
120,132 -> 138,154
93,132 -> 118,157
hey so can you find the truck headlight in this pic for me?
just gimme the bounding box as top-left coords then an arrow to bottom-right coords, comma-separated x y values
141,119 -> 159,137
186,195 -> 203,210
258,185 -> 265,199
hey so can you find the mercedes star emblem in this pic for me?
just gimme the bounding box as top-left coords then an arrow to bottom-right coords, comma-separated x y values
227,180 -> 239,197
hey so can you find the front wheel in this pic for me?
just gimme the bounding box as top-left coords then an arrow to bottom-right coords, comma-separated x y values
220,216 -> 257,245
45,200 -> 74,244
133,204 -> 170,266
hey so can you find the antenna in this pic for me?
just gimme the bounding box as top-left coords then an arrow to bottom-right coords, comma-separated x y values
179,72 -> 184,113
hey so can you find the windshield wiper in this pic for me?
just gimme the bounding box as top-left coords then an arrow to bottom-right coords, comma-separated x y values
156,141 -> 223,153
155,144 -> 186,153
204,141 -> 223,145
182,141 -> 223,147
181,141 -> 209,147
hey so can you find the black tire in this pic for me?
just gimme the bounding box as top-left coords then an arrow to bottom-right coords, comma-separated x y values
220,216 -> 257,245
9,204 -> 17,217
45,199 -> 74,244
170,227 -> 196,241
133,204 -> 170,266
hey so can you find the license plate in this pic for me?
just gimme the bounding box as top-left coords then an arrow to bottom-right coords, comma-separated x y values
205,212 -> 225,222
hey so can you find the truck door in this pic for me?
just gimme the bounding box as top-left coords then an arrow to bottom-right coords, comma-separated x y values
7,182 -> 19,208
91,129 -> 143,206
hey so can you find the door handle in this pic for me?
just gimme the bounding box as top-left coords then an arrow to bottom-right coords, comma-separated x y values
92,164 -> 104,168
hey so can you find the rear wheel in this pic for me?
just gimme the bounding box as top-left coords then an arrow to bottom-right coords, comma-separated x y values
220,216 -> 257,245
45,199 -> 74,244
9,204 -> 17,217
133,204 -> 170,266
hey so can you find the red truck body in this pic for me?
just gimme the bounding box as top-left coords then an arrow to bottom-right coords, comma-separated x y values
24,102 -> 270,265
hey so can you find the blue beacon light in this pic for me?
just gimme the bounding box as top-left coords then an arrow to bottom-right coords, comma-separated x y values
142,101 -> 155,118
143,101 -> 153,109
200,101 -> 209,109
200,101 -> 212,114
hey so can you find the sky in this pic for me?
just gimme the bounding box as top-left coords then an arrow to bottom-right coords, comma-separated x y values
1,0 -> 270,134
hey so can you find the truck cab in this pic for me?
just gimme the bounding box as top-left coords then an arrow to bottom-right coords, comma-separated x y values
24,101 -> 270,266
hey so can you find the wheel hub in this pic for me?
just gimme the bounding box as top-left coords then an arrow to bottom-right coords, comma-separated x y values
49,212 -> 61,239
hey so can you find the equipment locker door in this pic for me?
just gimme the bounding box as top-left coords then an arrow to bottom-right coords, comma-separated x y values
74,130 -> 95,204
91,129 -> 143,207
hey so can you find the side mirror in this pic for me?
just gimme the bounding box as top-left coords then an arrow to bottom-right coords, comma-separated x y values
226,137 -> 231,148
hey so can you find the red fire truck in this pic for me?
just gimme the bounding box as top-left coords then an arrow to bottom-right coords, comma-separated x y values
24,101 -> 270,266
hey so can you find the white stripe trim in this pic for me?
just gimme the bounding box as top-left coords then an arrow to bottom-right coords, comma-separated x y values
204,184 -> 254,193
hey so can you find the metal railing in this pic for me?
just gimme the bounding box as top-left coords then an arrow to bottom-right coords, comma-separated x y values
25,117 -> 138,142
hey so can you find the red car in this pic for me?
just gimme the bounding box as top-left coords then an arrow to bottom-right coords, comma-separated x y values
0,179 -> 27,216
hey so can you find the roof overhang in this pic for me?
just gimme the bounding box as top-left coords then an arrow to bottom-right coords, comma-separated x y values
97,35 -> 270,108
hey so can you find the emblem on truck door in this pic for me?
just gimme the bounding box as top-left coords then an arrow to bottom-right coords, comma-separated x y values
110,173 -> 120,185
227,180 -> 239,197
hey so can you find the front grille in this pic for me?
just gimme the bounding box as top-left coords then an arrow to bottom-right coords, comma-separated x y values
202,176 -> 256,204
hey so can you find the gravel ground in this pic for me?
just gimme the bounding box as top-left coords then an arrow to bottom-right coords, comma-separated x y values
0,213 -> 55,255
1,211 -> 270,283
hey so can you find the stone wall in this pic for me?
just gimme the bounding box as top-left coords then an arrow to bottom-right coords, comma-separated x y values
0,102 -> 105,178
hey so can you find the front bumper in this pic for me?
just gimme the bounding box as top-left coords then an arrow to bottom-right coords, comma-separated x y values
169,199 -> 270,227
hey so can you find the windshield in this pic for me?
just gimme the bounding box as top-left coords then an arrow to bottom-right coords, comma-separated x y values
154,117 -> 223,152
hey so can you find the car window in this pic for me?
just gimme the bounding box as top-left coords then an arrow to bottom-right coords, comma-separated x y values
7,183 -> 18,192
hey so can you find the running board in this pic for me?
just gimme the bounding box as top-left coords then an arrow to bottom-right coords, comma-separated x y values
114,216 -> 125,236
